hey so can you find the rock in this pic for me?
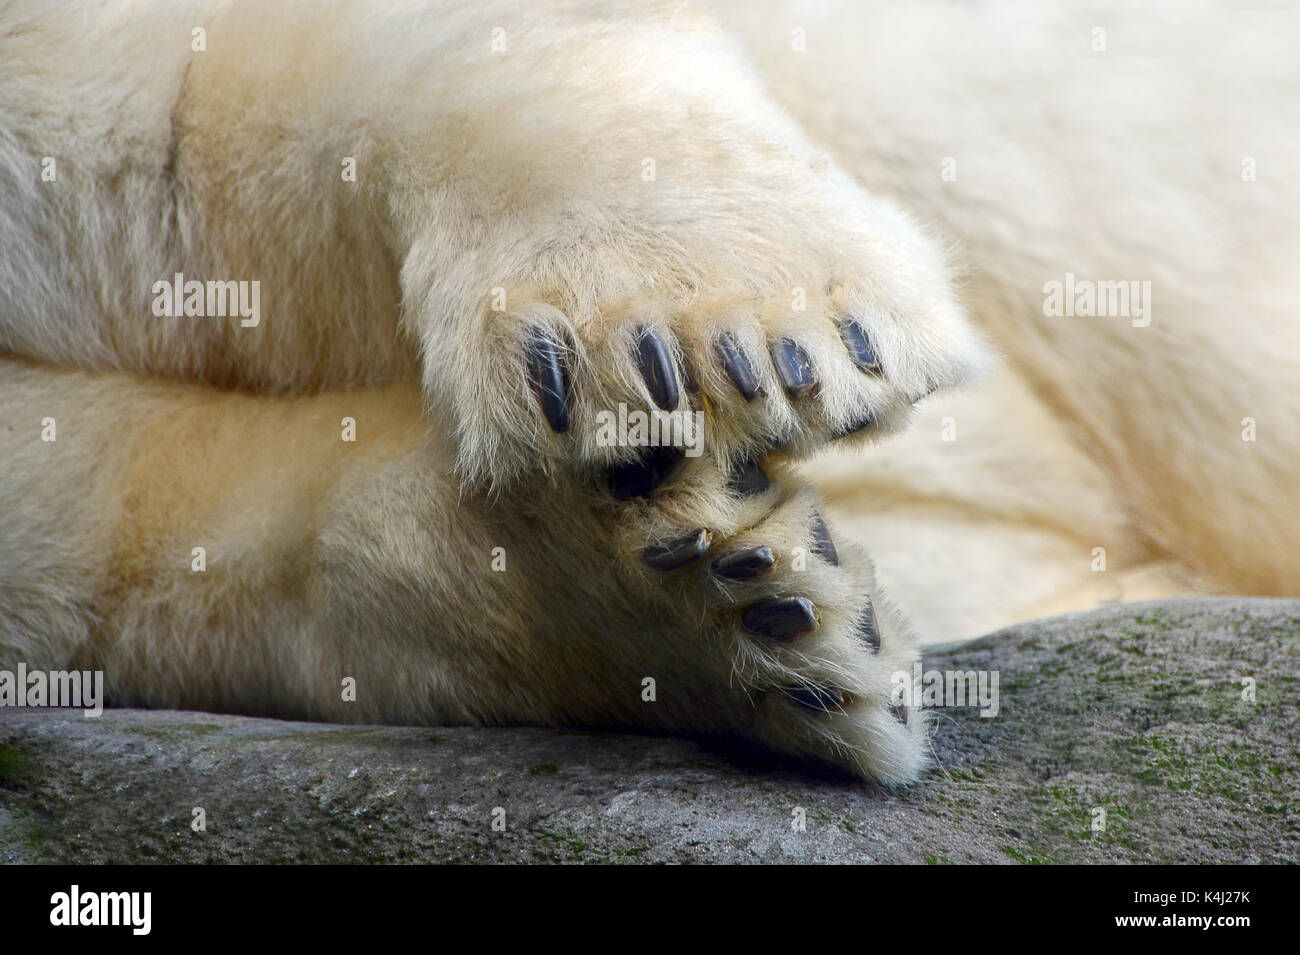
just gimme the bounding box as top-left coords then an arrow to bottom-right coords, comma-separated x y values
1,597 -> 1296,863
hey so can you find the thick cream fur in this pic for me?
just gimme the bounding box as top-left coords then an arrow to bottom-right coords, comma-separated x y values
720,0 -> 1300,636
1,0 -> 1296,781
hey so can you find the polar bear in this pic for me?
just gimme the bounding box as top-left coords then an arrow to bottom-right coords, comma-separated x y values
1,0 -> 1296,783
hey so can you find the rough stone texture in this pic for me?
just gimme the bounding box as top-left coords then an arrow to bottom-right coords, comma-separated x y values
1,597 -> 1296,864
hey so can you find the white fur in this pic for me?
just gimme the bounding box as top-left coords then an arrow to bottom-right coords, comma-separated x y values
1,0 -> 1296,781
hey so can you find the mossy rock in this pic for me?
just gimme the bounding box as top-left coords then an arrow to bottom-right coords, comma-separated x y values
1,597 -> 1296,863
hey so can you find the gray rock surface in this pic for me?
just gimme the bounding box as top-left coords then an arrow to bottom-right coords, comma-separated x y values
1,597 -> 1296,863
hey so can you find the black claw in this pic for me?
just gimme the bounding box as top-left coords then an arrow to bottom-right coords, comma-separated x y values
788,684 -> 845,712
771,339 -> 818,398
712,546 -> 775,580
635,327 -> 680,410
525,329 -> 571,433
857,604 -> 881,652
608,445 -> 685,500
742,596 -> 818,641
889,702 -> 909,726
839,318 -> 881,372
680,354 -> 701,396
809,512 -> 839,566
726,457 -> 771,497
644,528 -> 712,571
714,333 -> 761,402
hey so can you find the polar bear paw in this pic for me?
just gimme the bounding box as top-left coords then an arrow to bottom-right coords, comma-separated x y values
581,452 -> 928,783
408,160 -> 991,491
442,269 -> 987,493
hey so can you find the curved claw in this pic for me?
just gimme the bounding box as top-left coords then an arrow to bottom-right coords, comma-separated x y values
839,318 -> 881,372
742,596 -> 818,641
525,329 -> 571,433
644,529 -> 712,571
635,327 -> 680,410
771,339 -> 818,398
714,333 -> 761,402
712,545 -> 775,580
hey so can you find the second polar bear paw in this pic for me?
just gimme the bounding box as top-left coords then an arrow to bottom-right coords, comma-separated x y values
579,452 -> 929,784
